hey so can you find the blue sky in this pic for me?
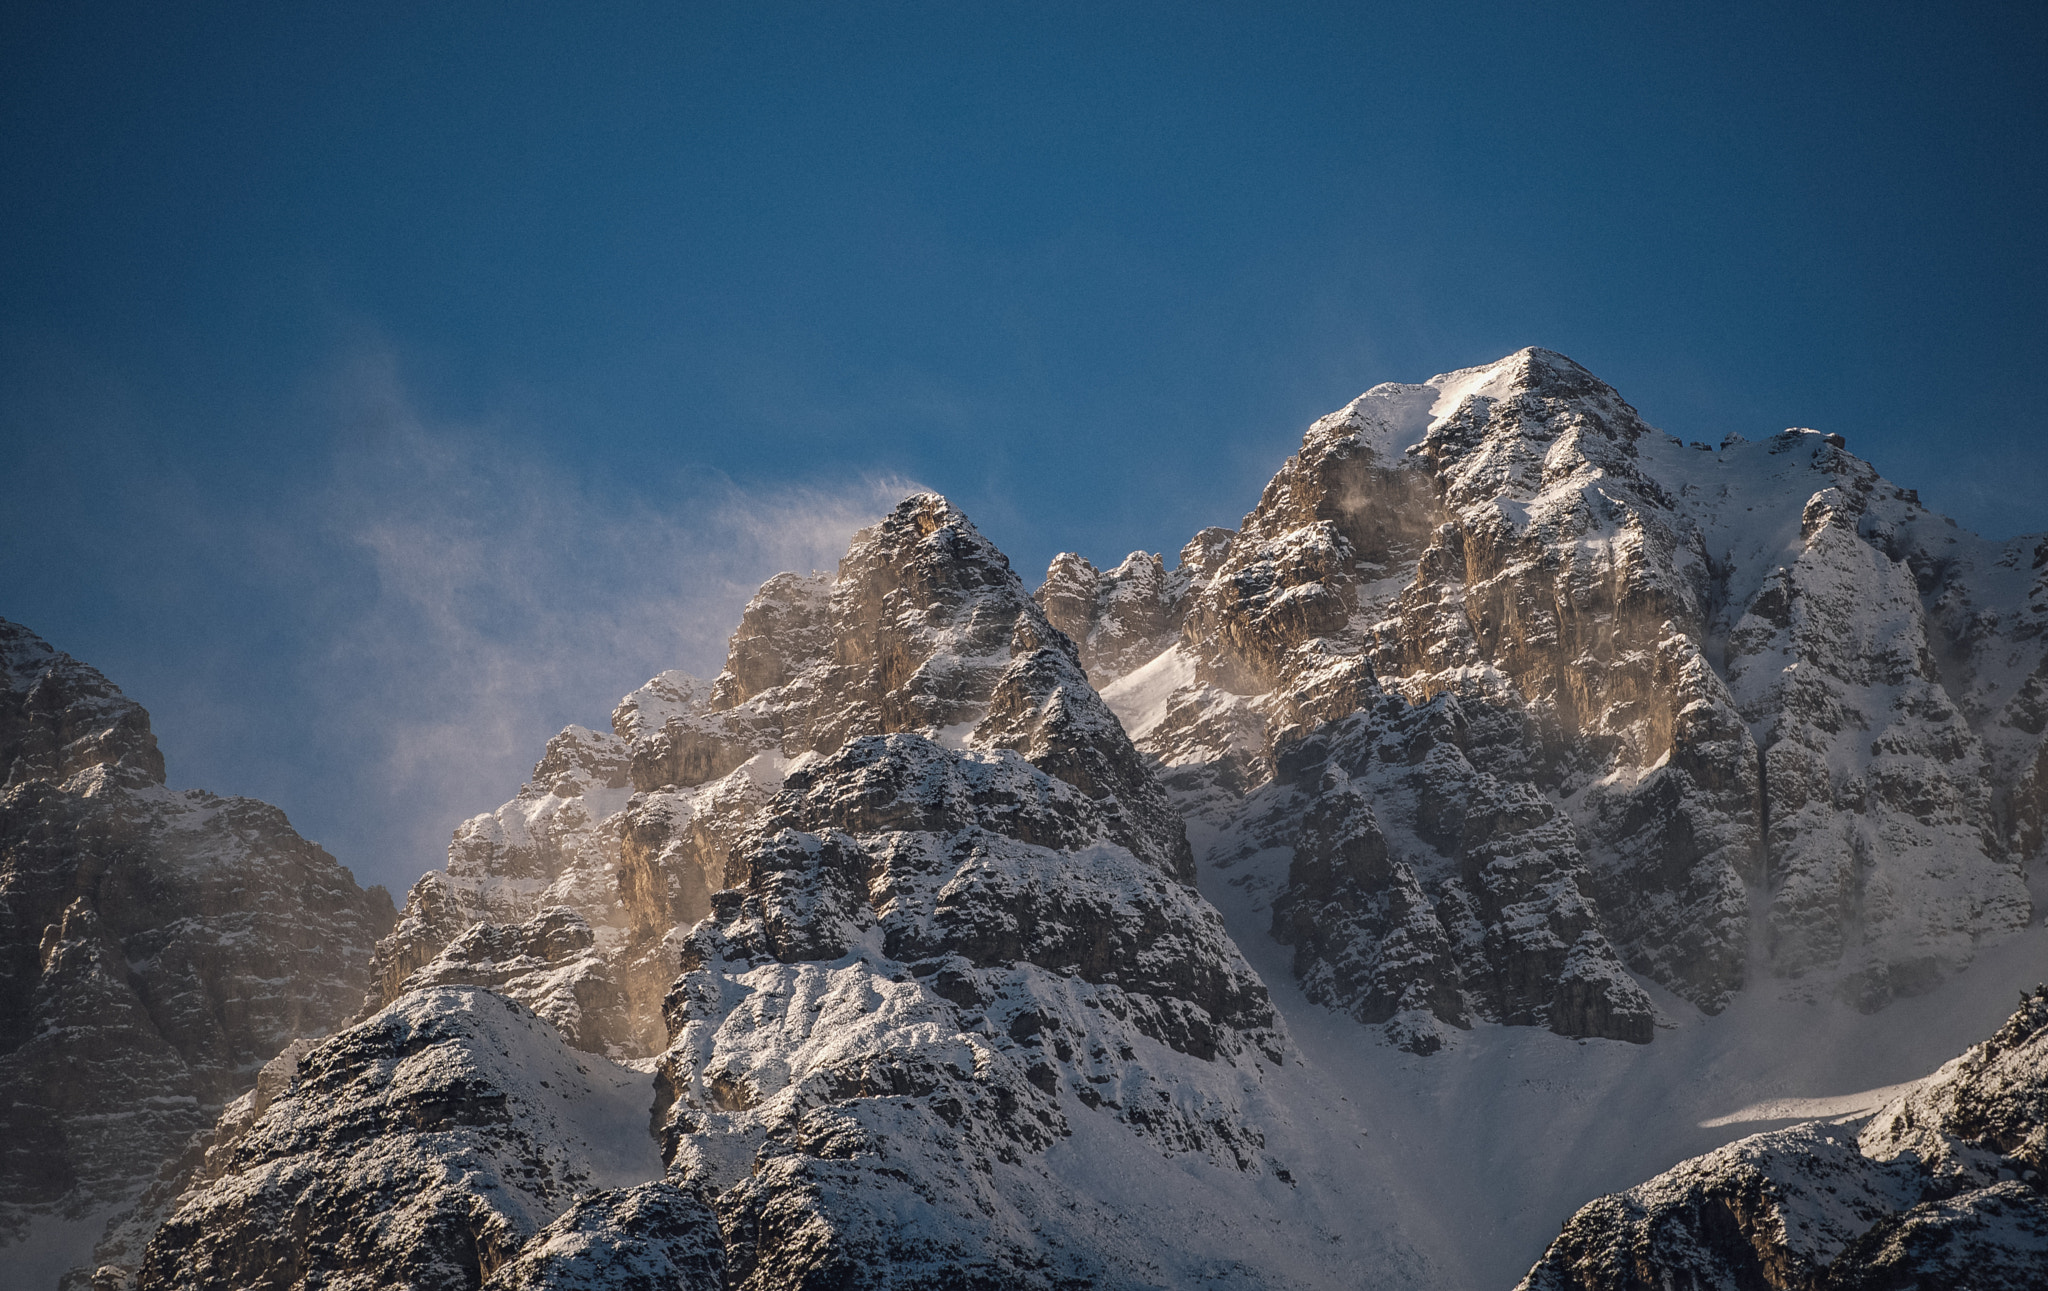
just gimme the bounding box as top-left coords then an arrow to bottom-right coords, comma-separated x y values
5,2 -> 2045,895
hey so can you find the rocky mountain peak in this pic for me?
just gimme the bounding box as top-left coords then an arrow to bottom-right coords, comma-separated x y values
1,620 -> 164,791
1048,347 -> 2035,1046
363,487 -> 1195,1081
17,350 -> 2048,1290
132,492 -> 1295,1288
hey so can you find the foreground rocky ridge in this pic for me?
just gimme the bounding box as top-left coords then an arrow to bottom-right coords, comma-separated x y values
1517,985 -> 2048,1289
1047,348 -> 2038,1052
137,987 -> 714,1291
0,619 -> 395,1283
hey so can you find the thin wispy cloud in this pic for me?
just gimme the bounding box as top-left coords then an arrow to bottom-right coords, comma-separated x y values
0,345 -> 911,897
287,352 -> 919,894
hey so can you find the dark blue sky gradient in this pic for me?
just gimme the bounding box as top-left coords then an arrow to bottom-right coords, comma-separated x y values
5,2 -> 2045,891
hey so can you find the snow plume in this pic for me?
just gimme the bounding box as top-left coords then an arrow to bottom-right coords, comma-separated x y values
302,359 -> 918,894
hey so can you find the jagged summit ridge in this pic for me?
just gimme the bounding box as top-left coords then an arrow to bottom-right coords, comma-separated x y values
15,347 -> 2046,1291
363,494 -> 1197,1063
1042,347 -> 2036,1051
1324,346 -> 1631,463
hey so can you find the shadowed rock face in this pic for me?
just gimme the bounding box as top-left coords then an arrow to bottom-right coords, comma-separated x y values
1252,691 -> 1655,1053
1516,986 -> 2048,1291
134,987 -> 715,1291
0,619 -> 395,1282
1049,348 -> 2036,1048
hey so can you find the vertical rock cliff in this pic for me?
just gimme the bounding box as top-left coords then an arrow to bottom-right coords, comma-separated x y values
0,619 -> 395,1287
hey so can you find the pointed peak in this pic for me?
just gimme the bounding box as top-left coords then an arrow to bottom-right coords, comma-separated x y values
1311,347 -> 1627,460
845,491 -> 1010,576
1422,346 -> 1612,409
886,490 -> 971,536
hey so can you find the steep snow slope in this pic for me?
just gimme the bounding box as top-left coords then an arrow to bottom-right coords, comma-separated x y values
1193,820 -> 2048,1288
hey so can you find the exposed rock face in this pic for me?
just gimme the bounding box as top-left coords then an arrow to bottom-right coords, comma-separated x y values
1257,693 -> 1655,1053
394,907 -> 632,1055
134,986 -> 708,1291
1516,985 -> 2048,1290
369,494 -> 1195,1065
1060,349 -> 2036,1050
485,1183 -> 726,1291
0,619 -> 395,1284
365,719 -> 655,1053
1037,549 -> 1187,678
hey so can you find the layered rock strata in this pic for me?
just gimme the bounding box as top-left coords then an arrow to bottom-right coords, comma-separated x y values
1516,985 -> 2048,1290
0,619 -> 394,1283
1050,349 -> 2037,1050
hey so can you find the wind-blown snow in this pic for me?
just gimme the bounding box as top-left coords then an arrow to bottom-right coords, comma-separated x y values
1098,644 -> 1196,743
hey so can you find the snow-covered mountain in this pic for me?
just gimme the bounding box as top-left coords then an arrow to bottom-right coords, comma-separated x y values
1054,348 -> 2035,1047
9,348 -> 2048,1289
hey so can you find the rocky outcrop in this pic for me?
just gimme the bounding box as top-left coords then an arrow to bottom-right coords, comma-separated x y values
392,907 -> 632,1055
1036,549 -> 1188,678
1059,349 -> 2036,1043
134,987 -> 703,1291
1516,985 -> 2048,1290
0,619 -> 395,1285
656,728 -> 1284,1290
1254,692 -> 1656,1053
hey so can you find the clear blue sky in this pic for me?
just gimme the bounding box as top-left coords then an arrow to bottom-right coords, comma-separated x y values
5,1 -> 2045,895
